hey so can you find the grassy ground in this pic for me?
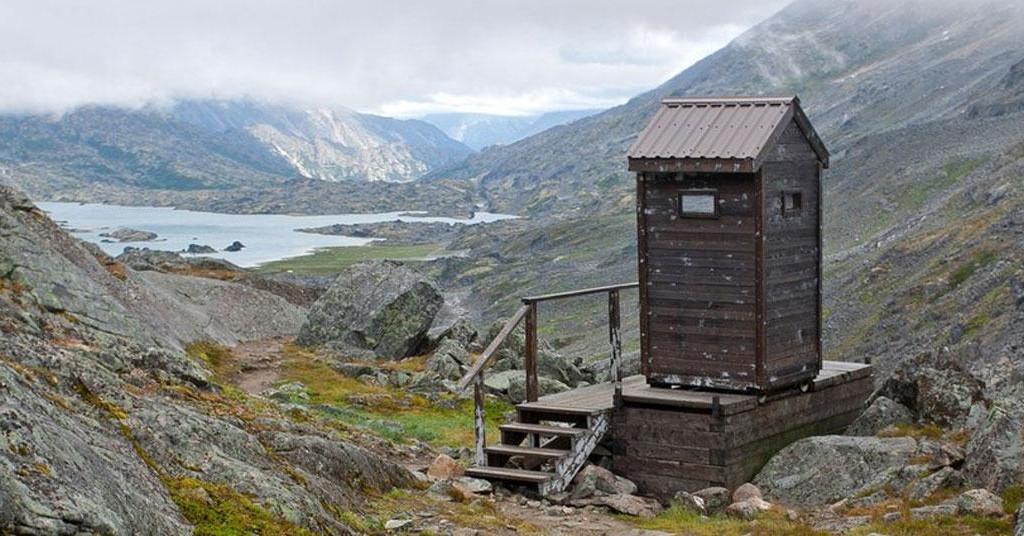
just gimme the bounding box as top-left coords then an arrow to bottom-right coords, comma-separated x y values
255,243 -> 444,275
627,507 -> 825,536
276,343 -> 511,449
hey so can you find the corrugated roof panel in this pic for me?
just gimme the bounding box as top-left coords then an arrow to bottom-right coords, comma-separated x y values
628,97 -> 796,162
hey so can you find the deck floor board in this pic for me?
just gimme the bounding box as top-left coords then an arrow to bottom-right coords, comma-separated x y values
517,361 -> 870,416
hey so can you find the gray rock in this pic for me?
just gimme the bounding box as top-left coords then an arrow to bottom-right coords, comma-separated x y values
956,488 -> 1005,517
570,494 -> 661,518
99,228 -> 158,242
261,381 -> 310,404
670,491 -> 706,514
692,486 -> 731,515
909,502 -> 958,519
962,404 -> 1024,493
385,518 -> 413,531
754,435 -> 924,506
507,374 -> 569,402
732,482 -> 762,503
184,244 -> 217,254
424,339 -> 469,381
846,396 -> 914,436
877,347 -> 986,428
223,241 -> 245,252
725,497 -> 772,520
906,467 -> 959,502
454,476 -> 492,494
570,464 -> 638,499
297,260 -> 444,359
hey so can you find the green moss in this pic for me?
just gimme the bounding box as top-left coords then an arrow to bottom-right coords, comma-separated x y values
949,249 -> 998,289
256,243 -> 444,275
627,506 -> 825,536
185,341 -> 237,381
849,515 -> 1012,536
1002,485 -> 1024,514
878,423 -> 946,440
166,477 -> 316,536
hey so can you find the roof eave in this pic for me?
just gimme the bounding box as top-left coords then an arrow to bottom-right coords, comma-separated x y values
627,157 -> 757,174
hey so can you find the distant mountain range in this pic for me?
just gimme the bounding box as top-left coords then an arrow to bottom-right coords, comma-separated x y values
421,110 -> 600,150
0,100 -> 473,201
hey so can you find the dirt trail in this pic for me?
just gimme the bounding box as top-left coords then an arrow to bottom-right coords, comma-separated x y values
229,336 -> 291,394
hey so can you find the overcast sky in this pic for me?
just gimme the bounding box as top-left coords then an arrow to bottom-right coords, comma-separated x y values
1,0 -> 788,117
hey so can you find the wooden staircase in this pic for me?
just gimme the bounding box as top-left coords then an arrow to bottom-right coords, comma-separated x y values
465,403 -> 609,496
456,283 -> 635,496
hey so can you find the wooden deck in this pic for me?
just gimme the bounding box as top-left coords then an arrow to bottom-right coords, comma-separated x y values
517,361 -> 871,417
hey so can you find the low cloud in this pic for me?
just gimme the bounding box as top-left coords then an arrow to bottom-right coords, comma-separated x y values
0,0 -> 787,116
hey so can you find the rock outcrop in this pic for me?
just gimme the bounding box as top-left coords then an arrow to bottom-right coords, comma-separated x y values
298,260 -> 443,359
962,404 -> 1024,493
845,396 -> 914,436
99,228 -> 158,242
0,186 -> 414,534
877,348 -> 987,428
754,435 -> 964,507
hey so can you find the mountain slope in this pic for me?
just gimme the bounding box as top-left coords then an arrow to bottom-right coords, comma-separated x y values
428,0 -> 1024,372
173,100 -> 472,182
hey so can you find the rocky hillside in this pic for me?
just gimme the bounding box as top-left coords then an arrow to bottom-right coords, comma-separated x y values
422,0 -> 1024,366
0,185 -> 415,533
0,99 -> 474,210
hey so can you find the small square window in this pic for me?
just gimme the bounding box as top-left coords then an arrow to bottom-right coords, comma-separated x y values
782,191 -> 802,217
679,190 -> 718,218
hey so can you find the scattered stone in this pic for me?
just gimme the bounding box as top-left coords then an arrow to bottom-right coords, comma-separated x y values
99,228 -> 158,242
732,482 -> 762,503
670,491 -> 706,515
1015,503 -> 1023,536
576,494 -> 661,518
260,381 -> 310,404
906,467 -> 959,502
883,511 -> 903,523
427,480 -> 456,501
846,396 -> 914,436
507,373 -> 569,402
955,488 -> 1005,517
909,502 -> 958,519
725,497 -> 772,520
962,405 -> 1024,493
569,464 -> 638,499
454,476 -> 492,495
876,347 -> 986,428
847,490 -> 889,508
426,454 -> 464,481
424,339 -> 468,381
297,260 -> 444,359
692,486 -> 731,515
184,243 -> 217,254
384,518 -> 413,531
224,241 -> 245,252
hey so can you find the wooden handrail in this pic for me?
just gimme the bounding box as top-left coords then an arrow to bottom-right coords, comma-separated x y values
457,304 -> 530,390
460,282 -> 639,467
522,282 -> 639,304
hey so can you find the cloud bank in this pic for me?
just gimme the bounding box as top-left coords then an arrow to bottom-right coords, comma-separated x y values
1,0 -> 787,116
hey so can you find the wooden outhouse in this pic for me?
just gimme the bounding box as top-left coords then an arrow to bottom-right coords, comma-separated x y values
627,96 -> 829,393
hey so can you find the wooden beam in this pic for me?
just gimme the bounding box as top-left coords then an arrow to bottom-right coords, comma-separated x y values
628,158 -> 756,173
525,302 -> 539,403
474,373 -> 486,466
609,289 -> 623,408
458,304 -> 530,390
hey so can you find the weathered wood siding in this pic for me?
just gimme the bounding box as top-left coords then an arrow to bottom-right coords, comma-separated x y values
760,120 -> 822,389
640,172 -> 758,389
610,368 -> 872,499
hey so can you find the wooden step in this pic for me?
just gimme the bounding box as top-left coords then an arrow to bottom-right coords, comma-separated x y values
465,466 -> 552,484
484,445 -> 569,459
499,423 -> 586,438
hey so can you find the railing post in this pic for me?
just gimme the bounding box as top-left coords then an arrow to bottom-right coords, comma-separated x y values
524,301 -> 539,403
474,372 -> 486,466
609,289 -> 623,408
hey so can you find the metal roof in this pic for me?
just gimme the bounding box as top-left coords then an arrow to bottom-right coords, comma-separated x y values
627,96 -> 828,168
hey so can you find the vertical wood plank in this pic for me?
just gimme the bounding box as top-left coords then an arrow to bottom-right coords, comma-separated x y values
609,289 -> 623,407
755,168 -> 766,386
525,302 -> 539,402
636,172 -> 651,378
474,373 -> 486,466
815,161 -> 824,372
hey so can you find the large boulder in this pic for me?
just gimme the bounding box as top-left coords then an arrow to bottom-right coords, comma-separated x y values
962,404 -> 1024,493
753,435 -> 960,507
297,261 -> 443,359
845,396 -> 914,436
877,347 -> 987,428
